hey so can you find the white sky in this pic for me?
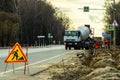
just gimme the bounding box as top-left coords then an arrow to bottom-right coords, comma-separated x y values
46,0 -> 118,37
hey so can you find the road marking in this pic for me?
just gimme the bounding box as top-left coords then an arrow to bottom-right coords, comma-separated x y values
0,51 -> 73,75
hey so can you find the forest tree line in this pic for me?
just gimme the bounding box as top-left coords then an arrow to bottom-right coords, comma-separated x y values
0,0 -> 71,47
1,0 -> 120,46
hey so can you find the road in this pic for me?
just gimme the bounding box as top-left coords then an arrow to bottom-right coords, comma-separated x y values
0,45 -> 74,77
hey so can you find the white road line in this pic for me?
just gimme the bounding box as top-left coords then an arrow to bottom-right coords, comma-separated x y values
0,52 -> 70,75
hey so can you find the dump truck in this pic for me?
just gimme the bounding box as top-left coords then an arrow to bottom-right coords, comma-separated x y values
64,26 -> 93,50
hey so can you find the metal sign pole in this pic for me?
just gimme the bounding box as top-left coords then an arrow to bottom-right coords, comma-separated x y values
24,44 -> 29,75
12,63 -> 15,74
113,0 -> 116,47
4,46 -> 10,73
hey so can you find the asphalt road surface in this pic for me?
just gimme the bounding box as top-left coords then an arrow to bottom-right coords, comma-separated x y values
0,45 -> 74,77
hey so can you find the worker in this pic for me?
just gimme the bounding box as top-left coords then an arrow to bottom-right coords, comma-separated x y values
91,41 -> 95,55
105,40 -> 107,49
102,40 -> 105,48
99,40 -> 102,48
106,39 -> 111,49
105,39 -> 110,49
95,40 -> 99,49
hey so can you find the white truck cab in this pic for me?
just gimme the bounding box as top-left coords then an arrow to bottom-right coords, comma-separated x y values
64,26 -> 91,50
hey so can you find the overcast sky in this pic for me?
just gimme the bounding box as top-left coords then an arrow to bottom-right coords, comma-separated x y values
46,0 -> 113,37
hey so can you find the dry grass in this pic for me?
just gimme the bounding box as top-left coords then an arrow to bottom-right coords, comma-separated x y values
33,47 -> 120,80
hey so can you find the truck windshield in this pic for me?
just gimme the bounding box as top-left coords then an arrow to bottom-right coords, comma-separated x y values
65,31 -> 78,36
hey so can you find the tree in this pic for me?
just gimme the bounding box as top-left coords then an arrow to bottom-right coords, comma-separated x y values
104,1 -> 120,45
18,0 -> 70,45
0,0 -> 19,46
0,0 -> 71,46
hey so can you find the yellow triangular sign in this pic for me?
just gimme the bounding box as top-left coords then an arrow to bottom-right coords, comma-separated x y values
5,43 -> 28,63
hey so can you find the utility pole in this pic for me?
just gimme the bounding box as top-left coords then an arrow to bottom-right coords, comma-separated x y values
113,0 -> 116,47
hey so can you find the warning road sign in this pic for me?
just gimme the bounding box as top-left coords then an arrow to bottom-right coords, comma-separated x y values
112,19 -> 118,27
5,43 -> 28,63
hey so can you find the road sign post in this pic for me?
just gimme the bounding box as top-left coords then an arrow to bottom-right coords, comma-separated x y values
24,44 -> 29,75
37,36 -> 45,47
48,33 -> 51,45
4,43 -> 28,74
112,19 -> 118,46
112,0 -> 117,47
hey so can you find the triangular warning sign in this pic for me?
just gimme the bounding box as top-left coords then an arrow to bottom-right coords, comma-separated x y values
5,43 -> 28,63
112,19 -> 118,27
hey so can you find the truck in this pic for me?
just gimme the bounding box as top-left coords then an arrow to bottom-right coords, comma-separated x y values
64,26 -> 93,50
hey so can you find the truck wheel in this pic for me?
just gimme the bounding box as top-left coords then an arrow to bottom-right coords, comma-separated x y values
69,46 -> 71,50
65,46 -> 68,50
74,47 -> 76,50
74,47 -> 77,50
